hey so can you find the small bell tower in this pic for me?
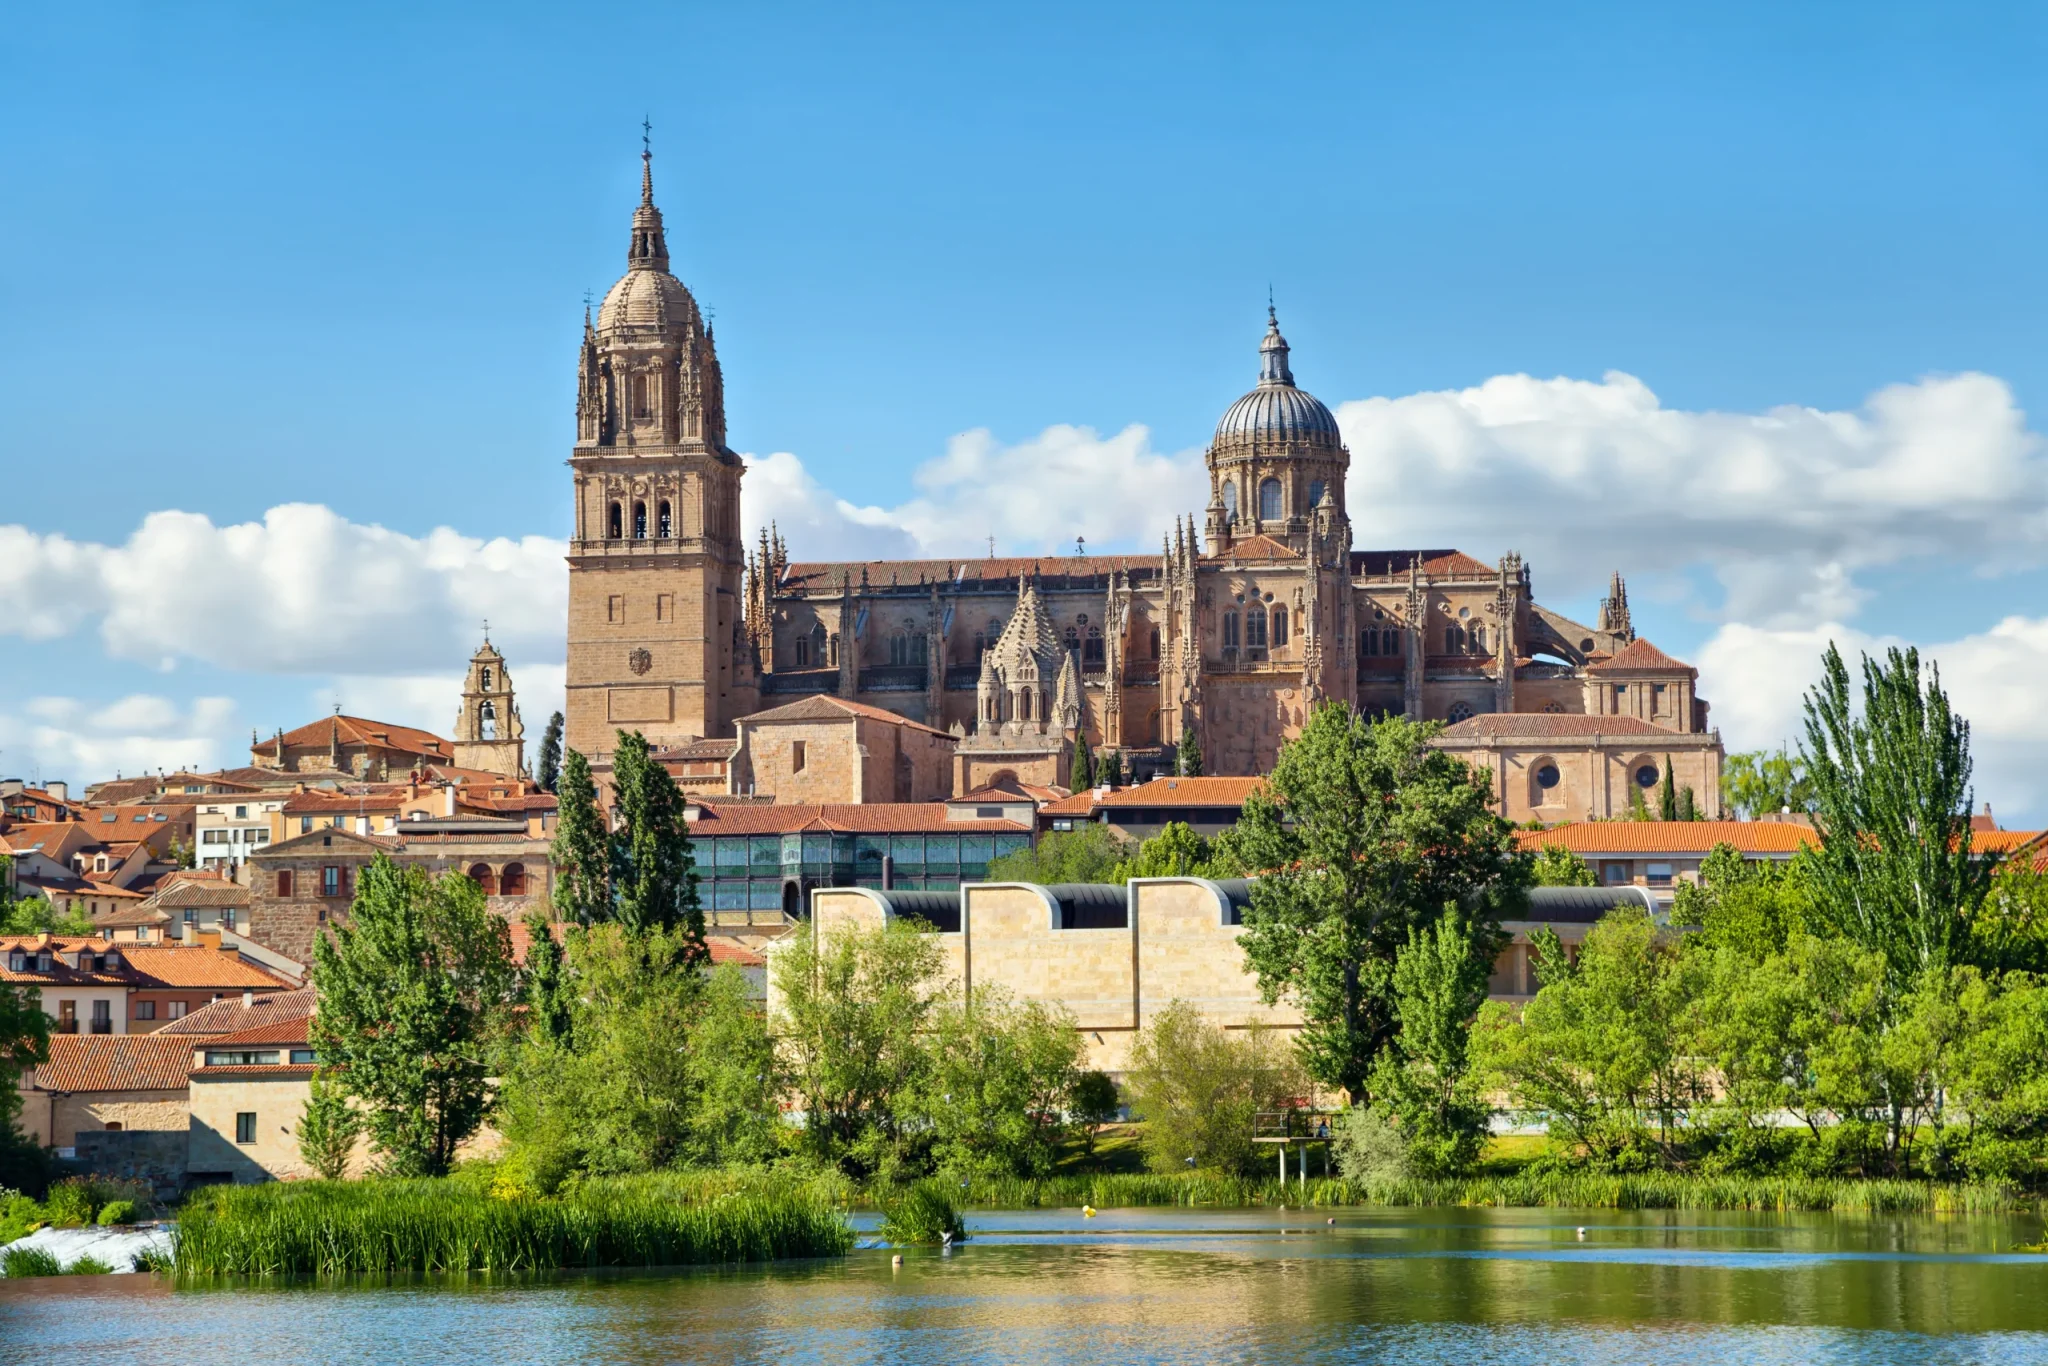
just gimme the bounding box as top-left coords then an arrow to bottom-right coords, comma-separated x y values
452,632 -> 526,779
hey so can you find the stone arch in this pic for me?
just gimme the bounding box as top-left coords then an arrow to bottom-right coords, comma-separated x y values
607,502 -> 623,539
1529,756 -> 1564,808
1259,477 -> 1283,522
501,863 -> 527,897
1446,700 -> 1476,724
657,500 -> 673,537
468,863 -> 498,896
633,502 -> 648,539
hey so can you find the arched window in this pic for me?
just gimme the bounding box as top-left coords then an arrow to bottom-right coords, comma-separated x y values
479,700 -> 497,741
1308,479 -> 1326,508
1385,628 -> 1402,656
1221,482 -> 1239,523
480,667 -> 493,693
1359,628 -> 1377,658
1259,478 -> 1283,522
1446,701 -> 1476,724
1542,701 -> 1566,714
657,501 -> 672,537
1469,624 -> 1486,654
829,632 -> 840,667
1019,690 -> 1033,720
1084,627 -> 1104,665
1065,626 -> 1080,655
633,502 -> 648,539
1270,606 -> 1288,647
1531,761 -> 1562,807
888,633 -> 929,668
1245,605 -> 1268,649
1222,611 -> 1240,652
468,863 -> 497,897
607,503 -> 623,539
794,634 -> 811,667
631,373 -> 649,419
500,863 -> 527,896
1445,625 -> 1464,653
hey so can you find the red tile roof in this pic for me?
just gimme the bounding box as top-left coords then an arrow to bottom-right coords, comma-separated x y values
207,1016 -> 312,1047
740,694 -> 954,738
1585,638 -> 1695,675
32,1034 -> 194,1092
189,1063 -> 317,1079
120,944 -> 292,990
281,791 -> 408,814
0,936 -> 129,985
273,714 -> 451,758
1096,776 -> 1267,808
1434,713 -> 1699,742
156,986 -> 318,1036
685,802 -> 1029,835
1517,821 -> 1817,855
1208,534 -> 1301,562
1978,830 -> 2048,857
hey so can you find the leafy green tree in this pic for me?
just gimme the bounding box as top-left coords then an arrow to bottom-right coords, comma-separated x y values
294,1072 -> 362,1181
1800,644 -> 1987,990
609,731 -> 704,954
549,748 -> 610,926
1967,863 -> 2048,975
1367,912 -> 1493,1175
1235,705 -> 1527,1099
986,825 -> 1132,885
1531,844 -> 1597,887
536,711 -> 565,793
0,859 -> 93,935
1179,722 -> 1202,777
1659,757 -> 1678,821
1097,748 -> 1125,787
1624,779 -> 1651,821
520,910 -> 574,1050
1069,733 -> 1094,793
1671,844 -> 1808,959
1722,747 -> 1814,819
309,856 -> 515,1176
1125,1000 -> 1306,1176
771,918 -> 948,1177
1070,1070 -> 1121,1157
1118,821 -> 1221,880
1676,785 -> 1699,821
0,966 -> 52,1190
918,988 -> 1084,1178
681,965 -> 784,1168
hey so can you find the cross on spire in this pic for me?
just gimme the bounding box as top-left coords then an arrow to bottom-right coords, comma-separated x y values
642,115 -> 652,156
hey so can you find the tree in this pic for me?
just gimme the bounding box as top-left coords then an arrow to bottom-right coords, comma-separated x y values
1118,822 -> 1216,880
295,1072 -> 362,1181
1967,862 -> 2048,975
918,988 -> 1084,1178
520,911 -> 574,1050
1368,912 -> 1493,1174
772,918 -> 949,1177
1069,733 -> 1094,793
536,711 -> 565,793
1659,757 -> 1678,821
1624,779 -> 1651,821
1531,844 -> 1597,888
1178,722 -> 1203,777
309,855 -> 514,1176
1800,644 -> 1987,991
1670,844 -> 1808,959
986,825 -> 1132,885
0,968 -> 52,1191
1676,786 -> 1698,821
1234,705 -> 1528,1099
1070,1070 -> 1121,1157
167,834 -> 196,871
549,749 -> 610,926
1125,1000 -> 1305,1175
1722,747 -> 1814,819
609,730 -> 705,956
1097,748 -> 1125,787
0,859 -> 93,936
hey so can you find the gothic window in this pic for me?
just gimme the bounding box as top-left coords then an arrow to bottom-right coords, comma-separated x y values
794,635 -> 811,667
631,373 -> 650,419
1245,605 -> 1267,649
1019,690 -> 1033,720
1469,624 -> 1486,654
1542,701 -> 1566,714
1384,629 -> 1403,657
1084,627 -> 1104,666
608,503 -> 623,539
479,701 -> 497,741
468,863 -> 497,897
1445,624 -> 1464,653
1447,701 -> 1476,724
1222,611 -> 1240,652
1259,478 -> 1283,522
1359,629 -> 1377,659
633,502 -> 648,539
830,633 -> 841,667
1065,626 -> 1080,655
501,863 -> 527,896
657,501 -> 672,537
1309,479 -> 1326,508
1221,481 -> 1239,523
888,633 -> 929,668
1270,606 -> 1288,648
1149,626 -> 1160,660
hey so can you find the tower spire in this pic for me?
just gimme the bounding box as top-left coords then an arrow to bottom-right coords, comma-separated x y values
627,126 -> 669,273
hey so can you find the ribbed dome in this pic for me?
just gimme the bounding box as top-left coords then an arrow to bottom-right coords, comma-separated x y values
598,268 -> 701,334
1211,309 -> 1342,448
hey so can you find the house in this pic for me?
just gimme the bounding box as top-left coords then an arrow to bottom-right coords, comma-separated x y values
16,1032 -> 193,1149
725,695 -> 959,804
0,779 -> 81,824
185,1015 -> 329,1184
1,936 -> 134,1036
1035,775 -> 1265,841
119,944 -> 292,1029
250,714 -> 456,779
156,986 -> 317,1037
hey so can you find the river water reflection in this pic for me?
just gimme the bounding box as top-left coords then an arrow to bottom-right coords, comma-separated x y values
7,1206 -> 2048,1364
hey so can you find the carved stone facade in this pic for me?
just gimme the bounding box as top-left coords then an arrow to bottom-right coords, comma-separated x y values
561,157 -> 1722,803
450,636 -> 525,779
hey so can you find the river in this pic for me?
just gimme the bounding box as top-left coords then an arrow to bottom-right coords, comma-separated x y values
6,1205 -> 2048,1363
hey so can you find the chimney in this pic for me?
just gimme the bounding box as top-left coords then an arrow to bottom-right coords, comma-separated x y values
0,779 -> 21,798
444,785 -> 457,818
45,781 -> 66,802
241,990 -> 254,1009
356,815 -> 370,836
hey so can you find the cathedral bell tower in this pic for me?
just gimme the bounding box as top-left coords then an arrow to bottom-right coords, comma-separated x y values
451,634 -> 526,779
564,144 -> 753,761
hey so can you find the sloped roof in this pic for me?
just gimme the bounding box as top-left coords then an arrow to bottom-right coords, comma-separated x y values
121,944 -> 292,990
686,802 -> 1029,835
0,936 -> 127,985
32,1034 -> 194,1092
143,880 -> 251,910
1096,776 -> 1267,809
1434,713 -> 1698,742
156,986 -> 317,1036
1585,638 -> 1695,675
1209,534 -> 1301,562
273,715 -> 450,757
741,694 -> 953,738
1517,821 -> 1817,855
206,1016 -> 312,1047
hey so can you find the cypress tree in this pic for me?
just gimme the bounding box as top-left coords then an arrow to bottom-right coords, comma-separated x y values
1676,785 -> 1698,822
1659,757 -> 1678,821
520,910 -> 574,1049
1179,722 -> 1203,777
536,712 -> 565,793
1069,733 -> 1095,792
1098,748 -> 1125,788
610,730 -> 706,960
549,748 -> 610,926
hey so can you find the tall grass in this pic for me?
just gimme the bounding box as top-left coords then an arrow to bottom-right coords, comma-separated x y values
172,1176 -> 854,1278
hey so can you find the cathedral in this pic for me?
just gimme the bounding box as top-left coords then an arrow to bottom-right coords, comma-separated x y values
564,152 -> 1725,823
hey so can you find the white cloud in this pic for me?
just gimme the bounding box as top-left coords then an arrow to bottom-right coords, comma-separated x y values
1699,616 -> 2048,824
0,694 -> 237,782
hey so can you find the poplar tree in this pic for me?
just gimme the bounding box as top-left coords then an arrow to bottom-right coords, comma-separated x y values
521,910 -> 575,1049
609,730 -> 705,960
1069,733 -> 1094,793
536,712 -> 565,793
1800,644 -> 1987,990
549,749 -> 610,926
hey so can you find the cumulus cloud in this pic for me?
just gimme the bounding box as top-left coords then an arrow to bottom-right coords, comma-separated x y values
1699,615 -> 2048,823
0,694 -> 238,781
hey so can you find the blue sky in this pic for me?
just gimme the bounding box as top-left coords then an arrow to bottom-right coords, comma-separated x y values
3,3 -> 2046,819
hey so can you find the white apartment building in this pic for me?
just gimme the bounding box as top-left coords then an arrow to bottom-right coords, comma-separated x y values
194,795 -> 285,870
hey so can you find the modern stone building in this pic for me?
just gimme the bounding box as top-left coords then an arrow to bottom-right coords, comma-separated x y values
561,150 -> 1722,806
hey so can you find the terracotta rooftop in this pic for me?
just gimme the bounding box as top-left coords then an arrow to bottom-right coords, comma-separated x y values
205,1016 -> 312,1048
1517,821 -> 1818,855
1208,534 -> 1301,562
142,880 -> 251,910
1097,776 -> 1267,808
0,936 -> 128,985
94,904 -> 174,928
281,791 -> 408,814
157,986 -> 317,1036
685,802 -> 1029,835
1434,713 -> 1699,742
1585,638 -> 1695,675
656,738 -> 741,762
120,944 -> 293,990
32,1034 -> 195,1093
272,714 -> 451,758
740,694 -> 955,738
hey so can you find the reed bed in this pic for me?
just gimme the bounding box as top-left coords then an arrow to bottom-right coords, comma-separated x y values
171,1177 -> 854,1278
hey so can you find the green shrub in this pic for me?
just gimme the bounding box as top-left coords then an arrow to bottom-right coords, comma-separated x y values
0,1193 -> 43,1245
64,1254 -> 113,1275
878,1183 -> 966,1246
96,1200 -> 138,1227
2,1245 -> 61,1277
131,1246 -> 173,1275
41,1178 -> 95,1227
1332,1107 -> 1412,1184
